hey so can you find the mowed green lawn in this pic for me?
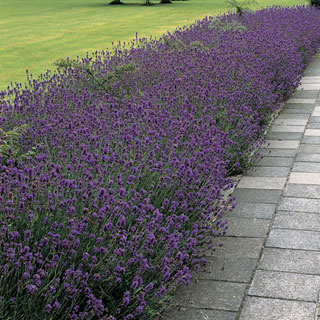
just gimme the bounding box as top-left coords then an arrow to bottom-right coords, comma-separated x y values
0,0 -> 308,90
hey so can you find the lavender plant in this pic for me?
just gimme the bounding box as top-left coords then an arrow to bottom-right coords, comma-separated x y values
0,6 -> 320,320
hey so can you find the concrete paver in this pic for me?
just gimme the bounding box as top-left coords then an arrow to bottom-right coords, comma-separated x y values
240,297 -> 316,320
309,116 -> 320,123
277,113 -> 309,120
261,148 -> 297,157
266,131 -> 303,140
284,184 -> 320,198
266,229 -> 320,251
227,202 -> 276,219
258,247 -> 320,274
273,118 -> 308,126
254,156 -> 293,167
285,103 -> 315,109
255,157 -> 294,168
248,270 -> 320,302
302,136 -> 320,144
282,107 -> 313,114
237,176 -> 286,189
265,140 -> 300,149
170,280 -> 246,311
164,309 -> 237,320
292,162 -> 320,172
226,217 -> 270,238
286,98 -> 316,103
305,128 -> 320,136
244,166 -> 290,177
269,125 -> 305,132
300,144 -> 320,153
208,237 -> 264,259
297,84 -> 320,90
279,197 -> 320,212
197,256 -> 257,283
307,123 -> 320,129
296,153 -> 320,162
288,172 -> 320,185
273,211 -> 320,231
231,188 -> 282,203
291,88 -> 318,97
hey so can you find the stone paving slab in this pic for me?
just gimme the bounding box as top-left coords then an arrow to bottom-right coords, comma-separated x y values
288,172 -> 320,185
286,98 -> 316,104
305,128 -> 320,136
231,188 -> 282,203
291,89 -> 318,98
259,248 -> 320,275
237,177 -> 286,189
281,108 -> 313,114
284,184 -> 320,198
273,211 -> 320,231
266,131 -> 303,140
269,125 -> 305,132
244,166 -> 290,177
279,197 -> 320,213
226,217 -> 270,238
300,79 -> 320,84
301,76 -> 320,80
284,103 -> 315,109
273,118 -> 308,126
312,105 -> 320,113
296,153 -> 320,162
197,256 -> 257,283
292,162 -> 320,172
302,136 -> 320,144
261,148 -> 297,157
266,228 -> 320,251
208,237 -> 264,259
298,84 -> 320,90
254,156 -> 294,167
248,270 -> 320,302
309,116 -> 320,123
307,123 -> 320,129
305,69 -> 320,76
170,280 -> 247,311
240,297 -> 316,320
277,113 -> 309,120
300,144 -> 320,153
164,308 -> 237,320
265,140 -> 300,149
227,202 -> 276,219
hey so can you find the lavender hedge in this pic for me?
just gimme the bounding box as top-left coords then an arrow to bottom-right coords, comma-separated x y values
0,6 -> 320,320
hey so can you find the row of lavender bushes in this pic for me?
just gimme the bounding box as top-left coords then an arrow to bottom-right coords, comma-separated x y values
1,6 -> 320,320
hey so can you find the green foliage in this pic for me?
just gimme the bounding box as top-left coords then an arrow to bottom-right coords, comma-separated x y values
0,124 -> 39,164
225,0 -> 257,16
190,41 -> 209,52
162,37 -> 187,51
54,58 -> 137,95
211,19 -> 248,32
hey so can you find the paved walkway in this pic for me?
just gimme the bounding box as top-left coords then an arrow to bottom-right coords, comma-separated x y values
165,52 -> 320,320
